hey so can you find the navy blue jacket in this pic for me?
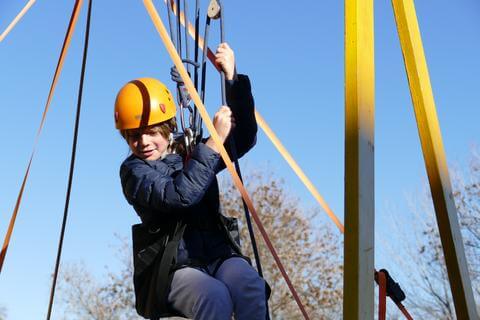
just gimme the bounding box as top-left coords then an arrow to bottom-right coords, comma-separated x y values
120,74 -> 256,266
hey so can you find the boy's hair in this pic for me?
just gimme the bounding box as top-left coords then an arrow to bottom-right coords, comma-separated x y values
120,117 -> 177,140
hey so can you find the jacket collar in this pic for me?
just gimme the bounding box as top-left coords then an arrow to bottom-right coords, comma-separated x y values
145,153 -> 183,172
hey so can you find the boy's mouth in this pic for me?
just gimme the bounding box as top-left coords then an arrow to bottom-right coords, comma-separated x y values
140,149 -> 155,157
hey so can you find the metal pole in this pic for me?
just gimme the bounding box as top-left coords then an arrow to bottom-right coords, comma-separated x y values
391,0 -> 478,318
344,0 -> 375,318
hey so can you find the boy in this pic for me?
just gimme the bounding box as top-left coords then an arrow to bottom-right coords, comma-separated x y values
115,43 -> 267,319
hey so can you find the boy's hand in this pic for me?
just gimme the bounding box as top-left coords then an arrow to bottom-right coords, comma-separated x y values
215,43 -> 235,80
206,106 -> 235,153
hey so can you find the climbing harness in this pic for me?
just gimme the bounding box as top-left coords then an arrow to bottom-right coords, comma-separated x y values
132,220 -> 187,319
46,0 -> 92,318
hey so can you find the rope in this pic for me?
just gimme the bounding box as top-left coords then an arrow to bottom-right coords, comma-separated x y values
377,270 -> 387,320
46,0 -> 91,318
200,16 -> 210,104
0,0 -> 37,42
142,1 -> 311,318
213,2 -> 269,317
182,0 -> 191,77
193,0 -> 202,133
194,0 -> 200,89
0,0 -> 85,274
396,302 -> 414,320
166,0 -> 176,47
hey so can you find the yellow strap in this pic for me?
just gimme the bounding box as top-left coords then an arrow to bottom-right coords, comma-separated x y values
0,0 -> 37,42
254,112 -> 344,233
143,1 -> 311,318
166,0 -> 344,234
0,0 -> 84,273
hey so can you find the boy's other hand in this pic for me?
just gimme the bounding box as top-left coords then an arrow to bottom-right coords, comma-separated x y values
215,43 -> 235,80
206,106 -> 235,152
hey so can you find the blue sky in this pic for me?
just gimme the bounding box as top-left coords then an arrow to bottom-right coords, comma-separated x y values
0,0 -> 479,318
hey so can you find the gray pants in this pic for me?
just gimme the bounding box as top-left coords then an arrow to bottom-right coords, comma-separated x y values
167,257 -> 266,320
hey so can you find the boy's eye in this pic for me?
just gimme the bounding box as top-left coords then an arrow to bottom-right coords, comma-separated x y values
144,130 -> 159,136
127,131 -> 141,140
127,130 -> 159,140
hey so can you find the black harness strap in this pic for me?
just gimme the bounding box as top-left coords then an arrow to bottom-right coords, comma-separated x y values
193,0 -> 200,90
156,222 -> 187,313
175,0 -> 182,57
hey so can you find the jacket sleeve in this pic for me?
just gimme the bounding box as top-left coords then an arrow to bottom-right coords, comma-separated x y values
120,143 -> 220,213
216,74 -> 257,172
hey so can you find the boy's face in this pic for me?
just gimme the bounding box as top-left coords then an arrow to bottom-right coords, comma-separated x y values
126,126 -> 169,161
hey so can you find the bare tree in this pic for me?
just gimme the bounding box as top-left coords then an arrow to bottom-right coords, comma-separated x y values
219,171 -> 343,319
391,148 -> 480,319
58,171 -> 343,319
0,305 -> 7,320
58,239 -> 141,320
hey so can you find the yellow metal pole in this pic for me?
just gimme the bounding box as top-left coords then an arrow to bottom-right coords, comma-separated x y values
391,0 -> 478,318
344,0 -> 375,319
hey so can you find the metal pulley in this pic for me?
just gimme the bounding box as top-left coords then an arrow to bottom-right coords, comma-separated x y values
207,0 -> 221,19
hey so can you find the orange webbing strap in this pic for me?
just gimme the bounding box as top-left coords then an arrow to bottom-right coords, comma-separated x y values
395,301 -> 414,320
0,0 -> 37,42
166,0 -> 345,233
0,0 -> 84,274
375,269 -> 415,320
377,270 -> 387,320
143,1 -> 310,319
254,113 -> 344,233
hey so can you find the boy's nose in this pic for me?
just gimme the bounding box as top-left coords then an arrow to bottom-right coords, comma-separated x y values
139,134 -> 149,146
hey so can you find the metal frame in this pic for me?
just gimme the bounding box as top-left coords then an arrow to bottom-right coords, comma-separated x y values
391,0 -> 478,318
344,0 -> 375,318
343,0 -> 478,318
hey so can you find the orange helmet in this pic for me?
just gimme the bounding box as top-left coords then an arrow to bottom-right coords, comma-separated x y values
114,78 -> 176,130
